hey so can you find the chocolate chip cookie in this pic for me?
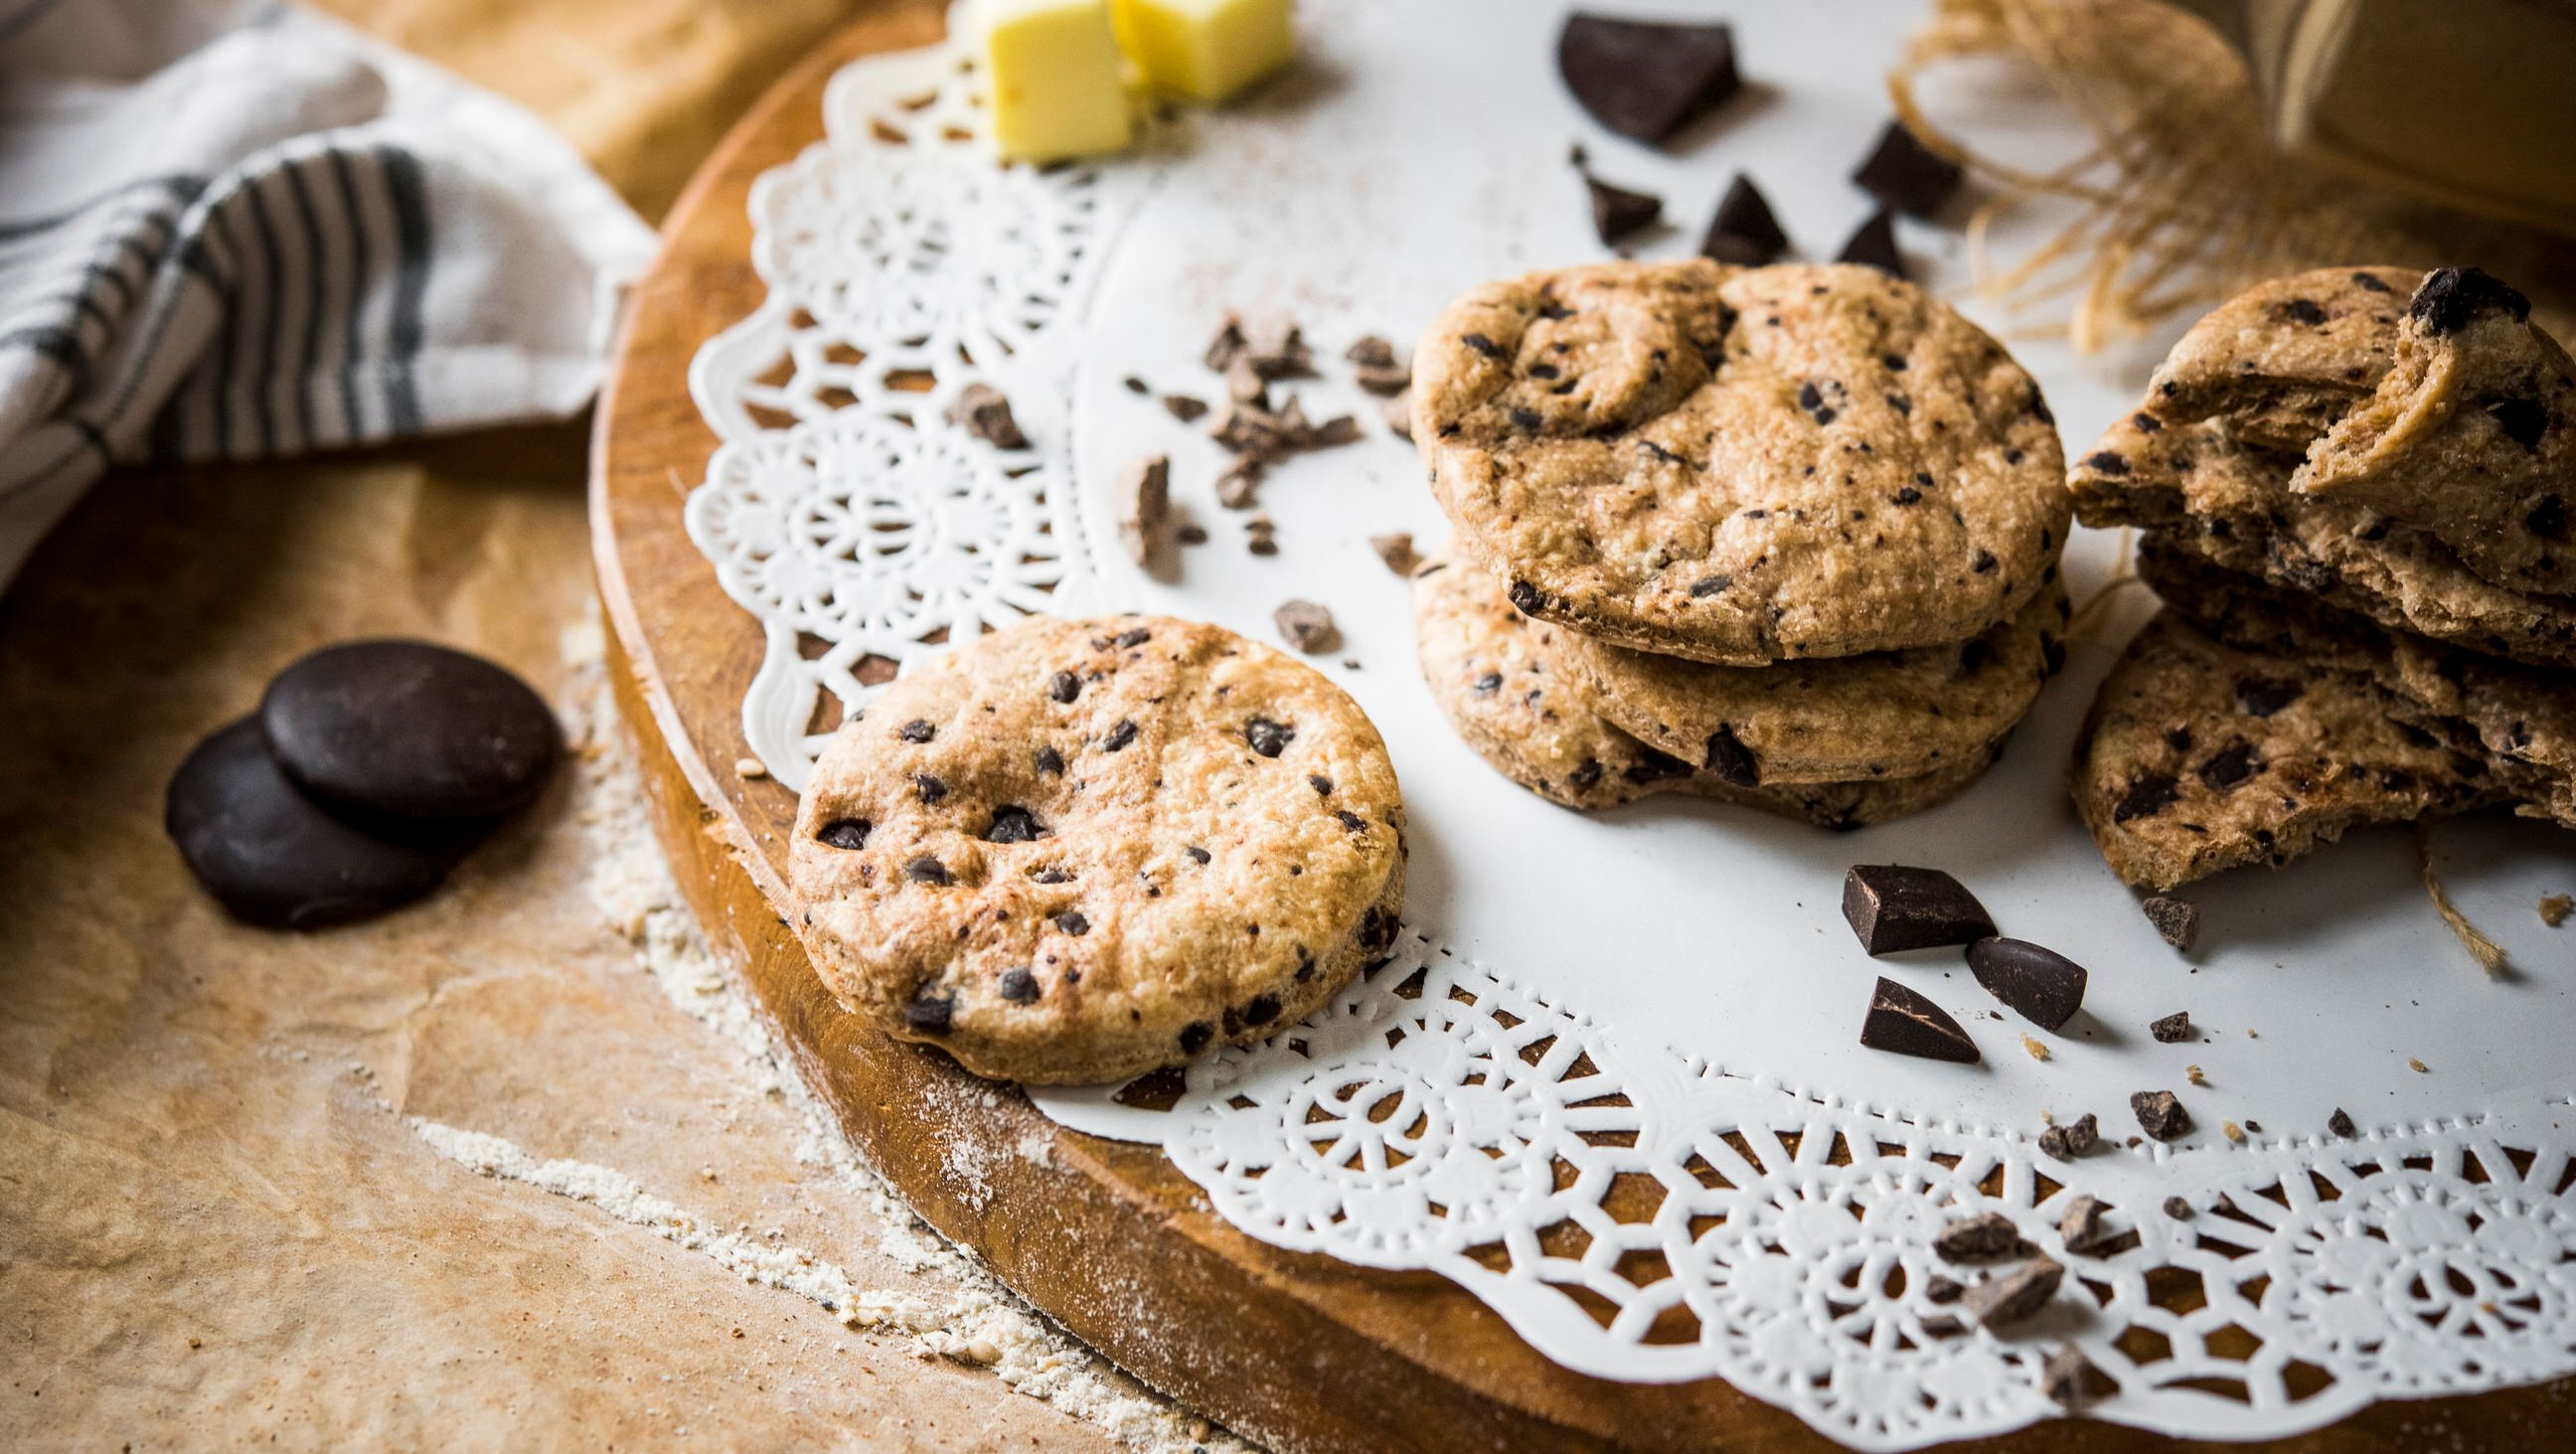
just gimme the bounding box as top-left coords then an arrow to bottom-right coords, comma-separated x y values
1412,550 -> 1991,824
1554,574 -> 2067,786
2070,411 -> 2576,669
1413,259 -> 2069,664
790,615 -> 1405,1085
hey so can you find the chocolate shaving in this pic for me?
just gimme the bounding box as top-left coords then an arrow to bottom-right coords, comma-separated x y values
1273,599 -> 1339,655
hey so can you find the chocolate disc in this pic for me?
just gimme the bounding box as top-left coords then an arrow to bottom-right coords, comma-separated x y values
166,717 -> 469,929
261,640 -> 562,822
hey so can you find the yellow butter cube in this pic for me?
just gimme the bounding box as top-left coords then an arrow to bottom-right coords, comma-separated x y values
985,0 -> 1134,162
1111,0 -> 1295,103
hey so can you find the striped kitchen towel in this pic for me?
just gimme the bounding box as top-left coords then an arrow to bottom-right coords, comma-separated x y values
0,0 -> 658,589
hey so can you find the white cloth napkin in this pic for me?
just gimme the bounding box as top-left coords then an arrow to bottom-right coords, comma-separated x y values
0,0 -> 658,588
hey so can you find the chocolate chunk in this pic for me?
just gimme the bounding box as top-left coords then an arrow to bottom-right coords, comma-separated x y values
1842,865 -> 1997,954
1969,938 -> 2088,1031
1178,1021 -> 1214,1054
1925,1275 -> 1965,1304
2408,265 -> 2529,335
2281,297 -> 2328,327
1162,394 -> 1208,422
1700,174 -> 1786,265
904,856 -> 951,886
1204,314 -> 1246,372
1336,809 -> 1368,833
1509,405 -> 1543,430
984,806 -> 1046,843
1102,719 -> 1139,752
1244,718 -> 1293,758
1702,724 -> 1758,785
2080,450 -> 2131,478
905,992 -> 955,1035
2163,1197 -> 2193,1220
165,717 -> 471,929
1241,992 -> 1281,1025
817,818 -> 871,850
1117,454 -> 1171,566
1053,910 -> 1088,936
2197,738 -> 2259,790
1556,14 -> 1739,144
2041,1346 -> 2096,1409
1851,121 -> 1963,217
2057,1195 -> 2112,1255
2142,895 -> 2199,951
899,719 -> 936,743
1237,313 -> 1314,380
1368,533 -> 1421,576
2132,1089 -> 2191,1141
914,773 -> 947,805
1933,1212 -> 2026,1262
998,968 -> 1041,1003
1473,672 -> 1503,694
1307,774 -> 1334,796
2235,676 -> 2302,717
1123,376 -> 1150,395
1048,671 -> 1081,705
1971,549 -> 1998,573
2149,1011 -> 2194,1044
1216,456 -> 1264,510
259,640 -> 563,823
2112,771 -> 2179,823
1034,745 -> 1065,776
1963,1256 -> 2063,1328
2037,1112 -> 2098,1161
1834,208 -> 1905,279
1859,977 -> 1980,1062
1184,846 -> 1211,864
945,383 -> 1028,449
1586,175 -> 1663,244
1274,599 -> 1339,655
1462,332 -> 1503,360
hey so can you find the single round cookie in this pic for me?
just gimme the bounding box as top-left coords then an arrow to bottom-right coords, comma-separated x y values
1554,573 -> 2068,785
1414,259 -> 2068,664
789,615 -> 1405,1085
1411,551 -> 1995,826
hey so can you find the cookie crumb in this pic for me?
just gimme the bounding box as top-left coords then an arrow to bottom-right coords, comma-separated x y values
945,382 -> 1028,449
1369,533 -> 1421,576
1273,599 -> 1339,655
2141,894 -> 2199,951
2409,1056 -> 2428,1073
1116,454 -> 1171,566
2222,1119 -> 2246,1144
734,756 -> 768,780
2020,1034 -> 2049,1061
2543,893 -> 2572,927
2185,1063 -> 2205,1085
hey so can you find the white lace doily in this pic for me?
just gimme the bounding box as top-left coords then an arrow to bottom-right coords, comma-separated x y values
683,5 -> 2576,1446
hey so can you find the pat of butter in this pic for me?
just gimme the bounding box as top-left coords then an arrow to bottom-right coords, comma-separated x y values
1110,0 -> 1295,102
984,0 -> 1134,162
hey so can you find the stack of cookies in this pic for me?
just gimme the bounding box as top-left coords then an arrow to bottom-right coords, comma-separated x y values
2070,265 -> 2576,889
788,615 -> 1405,1084
1406,259 -> 2072,827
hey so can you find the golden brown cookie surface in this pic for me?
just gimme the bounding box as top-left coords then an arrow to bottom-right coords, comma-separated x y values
1414,260 -> 2068,664
790,615 -> 1404,1085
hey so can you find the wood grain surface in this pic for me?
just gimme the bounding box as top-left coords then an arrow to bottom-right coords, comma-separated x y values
588,5 -> 2574,1447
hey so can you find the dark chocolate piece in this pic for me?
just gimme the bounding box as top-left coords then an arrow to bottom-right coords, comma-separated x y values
1703,724 -> 1758,785
2163,1197 -> 2193,1220
2327,1107 -> 2356,1139
945,383 -> 1029,449
2132,1089 -> 2191,1141
1586,175 -> 1663,244
2408,265 -> 2529,335
2041,1346 -> 2096,1409
2142,894 -> 2199,951
1968,938 -> 2087,1031
1843,865 -> 1997,955
1963,1256 -> 2063,1328
2057,1194 -> 2112,1255
1851,120 -> 1963,218
983,806 -> 1046,843
1932,1212 -> 2026,1262
260,639 -> 562,822
1700,174 -> 1785,265
2149,1011 -> 2193,1044
2037,1112 -> 2098,1161
1244,717 -> 1294,757
1859,977 -> 1980,1062
998,968 -> 1040,1003
1556,14 -> 1740,144
1834,208 -> 1906,279
165,717 -> 471,930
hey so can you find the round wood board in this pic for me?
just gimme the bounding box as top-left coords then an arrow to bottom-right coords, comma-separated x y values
588,7 -> 2573,1448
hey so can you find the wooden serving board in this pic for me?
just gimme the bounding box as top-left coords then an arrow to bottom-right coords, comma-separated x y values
587,7 -> 2572,1448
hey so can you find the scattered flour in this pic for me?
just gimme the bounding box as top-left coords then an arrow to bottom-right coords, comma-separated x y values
505,635 -> 1250,1454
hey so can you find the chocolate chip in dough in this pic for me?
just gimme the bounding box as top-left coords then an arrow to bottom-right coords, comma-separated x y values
1244,717 -> 1294,758
1702,724 -> 1758,786
1843,865 -> 1997,954
1859,977 -> 1981,1063
165,717 -> 471,929
1851,120 -> 1963,218
1968,937 -> 2088,1031
1834,208 -> 1906,279
2407,265 -> 2529,335
1556,14 -> 1740,144
1700,174 -> 1786,265
260,640 -> 562,822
